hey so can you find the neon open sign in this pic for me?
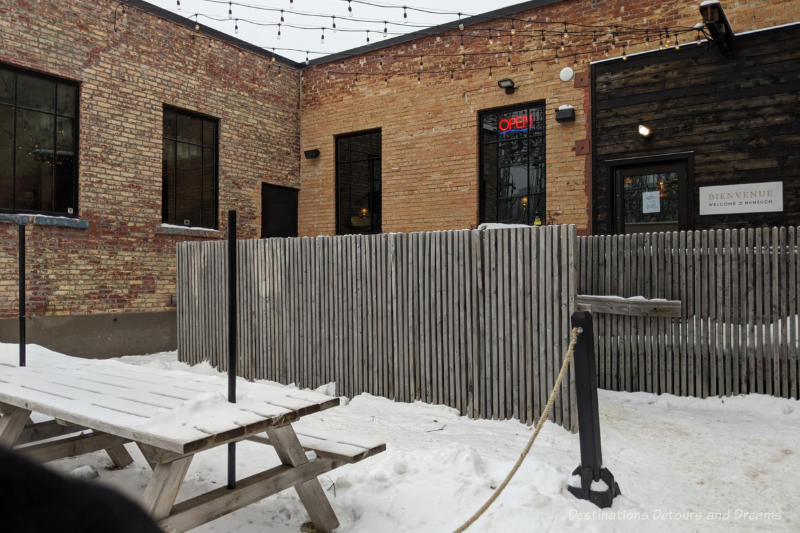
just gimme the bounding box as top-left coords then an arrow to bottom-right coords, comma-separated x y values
499,114 -> 536,135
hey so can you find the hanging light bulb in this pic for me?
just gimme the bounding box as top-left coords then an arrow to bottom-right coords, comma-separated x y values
234,19 -> 238,33
290,0 -> 294,8
511,21 -> 515,35
459,33 -> 464,52
563,22 -> 568,39
488,28 -> 493,45
194,15 -> 199,31
436,35 -> 441,43
279,10 -> 284,25
675,35 -> 681,50
450,71 -> 454,82
277,27 -> 281,39
461,54 -> 466,68
458,13 -> 463,31
696,30 -> 703,46
305,51 -> 309,65
541,30 -> 545,43
332,16 -> 337,32
176,0 -> 180,10
417,71 -> 421,84
529,61 -> 533,72
228,1 -> 232,17
383,21 -> 388,38
507,54 -> 511,66
347,0 -> 352,16
366,30 -> 370,43
320,27 -> 325,44
379,54 -> 383,68
622,45 -> 628,60
508,36 -> 513,51
384,72 -> 388,83
645,30 -> 650,43
403,7 -> 408,24
592,31 -> 597,46
488,66 -> 493,78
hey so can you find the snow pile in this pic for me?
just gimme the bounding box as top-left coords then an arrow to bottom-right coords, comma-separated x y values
2,343 -> 798,532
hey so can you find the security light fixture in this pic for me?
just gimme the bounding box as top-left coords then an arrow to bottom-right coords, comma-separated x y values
304,149 -> 320,159
497,78 -> 517,94
638,124 -> 652,137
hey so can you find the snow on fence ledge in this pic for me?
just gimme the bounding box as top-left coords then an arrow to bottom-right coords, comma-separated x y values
578,226 -> 799,400
177,225 -> 578,431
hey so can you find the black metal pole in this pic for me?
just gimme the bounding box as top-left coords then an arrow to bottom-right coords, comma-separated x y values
227,210 -> 237,490
568,311 -> 620,508
19,224 -> 26,368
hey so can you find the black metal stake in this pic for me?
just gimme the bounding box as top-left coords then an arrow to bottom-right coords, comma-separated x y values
227,210 -> 237,490
568,311 -> 620,508
19,224 -> 26,367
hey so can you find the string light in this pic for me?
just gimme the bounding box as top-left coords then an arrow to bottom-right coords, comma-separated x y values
228,1 -> 232,17
366,29 -> 370,43
506,53 -> 511,66
277,27 -> 281,39
290,0 -> 294,8
384,72 -> 388,82
461,54 -> 466,68
305,50 -> 309,65
383,21 -> 388,38
488,28 -> 493,45
403,7 -> 408,24
379,54 -> 383,68
320,27 -> 324,43
176,0 -> 180,10
622,45 -> 627,60
234,19 -> 238,33
510,21 -> 515,35
458,12 -> 463,32
348,0 -> 352,16
280,10 -> 284,25
488,66 -> 493,78
194,14 -> 199,31
417,71 -> 420,83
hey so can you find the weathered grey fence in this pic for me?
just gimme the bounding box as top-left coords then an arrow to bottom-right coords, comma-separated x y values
178,225 -> 578,430
578,226 -> 799,400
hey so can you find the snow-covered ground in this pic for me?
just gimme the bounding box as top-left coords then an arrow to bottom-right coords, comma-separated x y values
4,344 -> 799,532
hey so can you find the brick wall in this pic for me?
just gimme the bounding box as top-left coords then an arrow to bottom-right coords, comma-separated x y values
299,0 -> 800,236
0,0 -> 300,319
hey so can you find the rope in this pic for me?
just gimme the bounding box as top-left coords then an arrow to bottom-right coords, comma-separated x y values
452,326 -> 582,533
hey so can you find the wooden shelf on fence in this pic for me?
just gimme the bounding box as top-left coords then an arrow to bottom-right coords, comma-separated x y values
576,295 -> 681,318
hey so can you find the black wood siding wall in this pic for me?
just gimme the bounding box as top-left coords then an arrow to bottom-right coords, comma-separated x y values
592,24 -> 800,234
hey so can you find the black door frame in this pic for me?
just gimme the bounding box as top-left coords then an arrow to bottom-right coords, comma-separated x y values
604,152 -> 695,234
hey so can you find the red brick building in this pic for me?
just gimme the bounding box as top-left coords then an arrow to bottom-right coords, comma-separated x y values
0,0 -> 300,355
1,0 -> 798,356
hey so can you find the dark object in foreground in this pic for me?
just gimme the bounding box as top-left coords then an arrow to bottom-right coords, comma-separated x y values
0,445 -> 160,533
568,311 -> 621,508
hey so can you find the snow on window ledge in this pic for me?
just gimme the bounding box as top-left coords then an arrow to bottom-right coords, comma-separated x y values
0,212 -> 89,229
156,223 -> 223,238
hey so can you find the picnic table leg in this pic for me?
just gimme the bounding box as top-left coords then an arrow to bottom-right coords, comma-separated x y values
105,444 -> 134,468
0,406 -> 32,447
265,425 -> 340,533
139,448 -> 193,521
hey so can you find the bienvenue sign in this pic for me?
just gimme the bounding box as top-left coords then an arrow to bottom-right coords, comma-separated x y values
699,181 -> 783,215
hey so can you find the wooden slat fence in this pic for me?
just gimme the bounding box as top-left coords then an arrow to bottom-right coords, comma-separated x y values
578,226 -> 799,400
177,225 -> 578,430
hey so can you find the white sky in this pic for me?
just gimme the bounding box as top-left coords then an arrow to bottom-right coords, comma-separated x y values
142,0 -> 525,63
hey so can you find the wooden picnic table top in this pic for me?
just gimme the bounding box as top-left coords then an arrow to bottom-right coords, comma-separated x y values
0,352 -> 339,455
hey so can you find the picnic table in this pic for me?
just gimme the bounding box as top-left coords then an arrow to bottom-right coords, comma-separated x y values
0,352 -> 384,532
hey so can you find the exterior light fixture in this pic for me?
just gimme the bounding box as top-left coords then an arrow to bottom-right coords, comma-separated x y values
303,149 -> 320,159
497,78 -> 517,94
555,104 -> 575,123
638,124 -> 652,137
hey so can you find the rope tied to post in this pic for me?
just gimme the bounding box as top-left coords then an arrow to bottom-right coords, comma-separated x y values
452,326 -> 582,533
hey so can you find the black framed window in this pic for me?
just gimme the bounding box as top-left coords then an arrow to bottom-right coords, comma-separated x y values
336,129 -> 381,235
479,102 -> 546,225
0,65 -> 78,216
162,106 -> 218,228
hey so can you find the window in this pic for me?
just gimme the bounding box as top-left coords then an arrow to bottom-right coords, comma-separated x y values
336,130 -> 381,235
0,65 -> 78,216
479,102 -> 546,225
162,106 -> 218,228
612,159 -> 690,234
261,183 -> 298,238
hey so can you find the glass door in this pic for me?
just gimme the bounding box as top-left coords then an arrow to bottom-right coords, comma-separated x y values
613,161 -> 688,234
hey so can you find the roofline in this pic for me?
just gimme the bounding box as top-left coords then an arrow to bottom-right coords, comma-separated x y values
306,0 -> 564,67
122,0 -> 302,68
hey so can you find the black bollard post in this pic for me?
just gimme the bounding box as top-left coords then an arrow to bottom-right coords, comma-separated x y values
568,311 -> 620,508
19,224 -> 26,367
227,210 -> 237,490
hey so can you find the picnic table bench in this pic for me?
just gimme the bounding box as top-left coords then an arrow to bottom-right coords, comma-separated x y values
0,353 -> 384,532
